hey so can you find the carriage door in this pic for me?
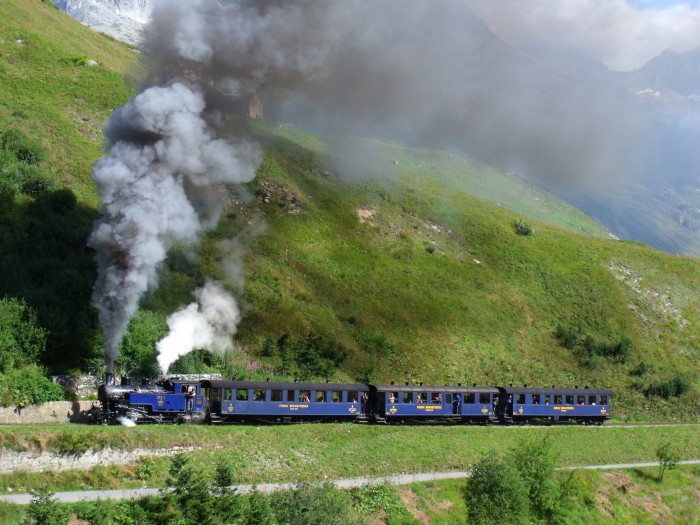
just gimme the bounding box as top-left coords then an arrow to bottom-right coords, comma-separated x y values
209,387 -> 222,414
194,393 -> 205,412
444,393 -> 453,416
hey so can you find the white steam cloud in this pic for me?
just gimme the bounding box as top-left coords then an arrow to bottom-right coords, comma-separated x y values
156,281 -> 240,373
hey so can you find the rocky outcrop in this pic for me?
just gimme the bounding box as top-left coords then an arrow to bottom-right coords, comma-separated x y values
0,446 -> 195,474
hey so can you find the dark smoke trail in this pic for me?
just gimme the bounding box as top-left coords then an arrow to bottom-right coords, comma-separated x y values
90,0 -> 654,370
88,4 -> 261,370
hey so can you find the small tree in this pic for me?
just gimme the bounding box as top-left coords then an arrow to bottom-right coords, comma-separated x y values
119,309 -> 166,377
464,452 -> 531,524
656,442 -> 680,481
22,488 -> 70,525
513,438 -> 560,522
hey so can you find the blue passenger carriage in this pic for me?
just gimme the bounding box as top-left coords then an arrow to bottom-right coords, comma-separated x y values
200,380 -> 370,423
496,386 -> 613,425
369,384 -> 500,423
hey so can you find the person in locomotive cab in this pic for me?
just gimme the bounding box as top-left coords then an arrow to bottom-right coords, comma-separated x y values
186,387 -> 195,412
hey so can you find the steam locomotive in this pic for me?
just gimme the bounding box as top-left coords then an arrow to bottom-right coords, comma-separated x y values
94,374 -> 613,425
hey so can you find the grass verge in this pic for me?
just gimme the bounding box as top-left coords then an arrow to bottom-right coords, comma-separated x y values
0,424 -> 697,494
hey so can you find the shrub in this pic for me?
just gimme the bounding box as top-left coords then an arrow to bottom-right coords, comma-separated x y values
360,331 -> 395,357
269,483 -> 354,525
465,439 -> 588,525
49,431 -> 94,456
264,331 -> 349,380
118,310 -> 167,377
644,375 -> 690,399
351,483 -> 411,522
21,172 -> 56,197
555,325 -> 632,366
0,364 -> 65,407
464,451 -> 531,524
0,129 -> 44,165
167,348 -> 223,375
61,55 -> 90,67
555,324 -> 581,350
630,361 -> 651,377
513,218 -> 534,236
0,297 -> 48,372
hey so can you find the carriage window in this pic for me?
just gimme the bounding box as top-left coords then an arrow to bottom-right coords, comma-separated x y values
271,390 -> 283,402
236,389 -> 248,401
544,395 -> 551,405
445,393 -> 452,404
517,394 -> 526,404
431,393 -> 442,403
464,393 -> 475,404
565,395 -> 574,405
288,390 -> 295,402
403,392 -> 413,403
331,391 -> 342,402
388,392 -> 398,403
254,389 -> 266,401
600,396 -> 608,405
417,392 -> 427,404
554,395 -> 563,405
300,390 -> 310,403
224,389 -> 232,401
532,395 -> 540,405
316,391 -> 326,402
479,393 -> 491,404
588,395 -> 597,405
212,389 -> 221,401
577,396 -> 585,405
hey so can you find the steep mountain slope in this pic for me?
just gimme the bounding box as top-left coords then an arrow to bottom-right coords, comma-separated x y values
212,122 -> 698,417
0,0 -> 139,203
0,0 -> 697,418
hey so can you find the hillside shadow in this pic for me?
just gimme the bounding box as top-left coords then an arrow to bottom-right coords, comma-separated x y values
631,468 -> 660,484
0,188 -> 100,372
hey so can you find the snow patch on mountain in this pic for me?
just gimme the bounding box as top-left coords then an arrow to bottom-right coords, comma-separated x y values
52,0 -> 152,46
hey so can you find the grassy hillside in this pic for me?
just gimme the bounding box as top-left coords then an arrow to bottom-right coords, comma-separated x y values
0,0 -> 138,204
0,0 -> 697,418
218,122 -> 698,417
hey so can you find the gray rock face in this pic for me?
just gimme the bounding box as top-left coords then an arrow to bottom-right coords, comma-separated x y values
52,0 -> 152,46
